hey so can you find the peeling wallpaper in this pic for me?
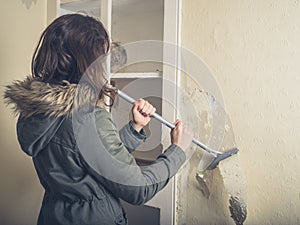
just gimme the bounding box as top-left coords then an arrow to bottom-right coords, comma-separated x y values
176,73 -> 247,225
180,0 -> 300,224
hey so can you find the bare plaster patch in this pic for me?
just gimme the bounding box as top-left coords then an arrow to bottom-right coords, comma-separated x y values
176,75 -> 247,225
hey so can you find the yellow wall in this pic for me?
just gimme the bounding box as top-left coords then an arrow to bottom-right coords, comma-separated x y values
181,0 -> 300,224
0,0 -> 48,224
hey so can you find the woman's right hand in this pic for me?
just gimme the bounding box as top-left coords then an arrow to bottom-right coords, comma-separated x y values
170,119 -> 193,151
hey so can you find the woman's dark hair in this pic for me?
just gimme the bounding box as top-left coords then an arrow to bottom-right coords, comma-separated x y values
32,13 -> 110,84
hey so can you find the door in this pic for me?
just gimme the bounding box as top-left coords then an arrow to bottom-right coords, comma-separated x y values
57,1 -> 182,224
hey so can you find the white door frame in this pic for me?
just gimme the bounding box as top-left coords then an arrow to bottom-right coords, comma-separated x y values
146,0 -> 182,224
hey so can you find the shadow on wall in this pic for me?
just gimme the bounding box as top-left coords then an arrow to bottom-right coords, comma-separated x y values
22,0 -> 38,10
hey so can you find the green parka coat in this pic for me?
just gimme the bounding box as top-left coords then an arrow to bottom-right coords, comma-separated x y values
4,77 -> 186,225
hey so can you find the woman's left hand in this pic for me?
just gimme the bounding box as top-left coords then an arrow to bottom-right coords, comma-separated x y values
131,99 -> 156,132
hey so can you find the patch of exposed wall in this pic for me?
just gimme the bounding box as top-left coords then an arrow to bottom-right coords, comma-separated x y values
176,74 -> 247,225
180,0 -> 300,224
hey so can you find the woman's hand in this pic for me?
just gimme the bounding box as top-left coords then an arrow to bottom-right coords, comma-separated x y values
171,119 -> 193,151
131,99 -> 156,132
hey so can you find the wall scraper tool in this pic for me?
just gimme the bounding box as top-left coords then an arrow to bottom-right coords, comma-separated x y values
117,89 -> 239,170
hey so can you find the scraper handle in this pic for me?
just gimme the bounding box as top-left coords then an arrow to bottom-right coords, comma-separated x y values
117,89 -> 221,155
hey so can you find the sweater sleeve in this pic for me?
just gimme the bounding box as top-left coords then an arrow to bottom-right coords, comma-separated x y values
77,108 -> 186,205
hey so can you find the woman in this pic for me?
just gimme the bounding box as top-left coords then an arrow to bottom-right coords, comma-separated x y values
4,14 -> 193,225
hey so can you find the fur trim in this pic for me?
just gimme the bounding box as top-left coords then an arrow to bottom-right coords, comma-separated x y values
4,76 -> 102,118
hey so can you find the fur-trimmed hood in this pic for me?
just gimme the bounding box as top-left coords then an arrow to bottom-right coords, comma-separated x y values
4,76 -> 106,157
4,76 -> 100,118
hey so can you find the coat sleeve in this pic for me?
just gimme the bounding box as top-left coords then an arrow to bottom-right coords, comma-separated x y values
119,121 -> 146,153
77,108 -> 186,205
